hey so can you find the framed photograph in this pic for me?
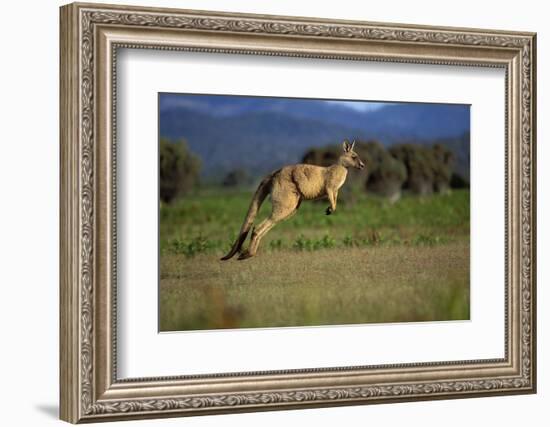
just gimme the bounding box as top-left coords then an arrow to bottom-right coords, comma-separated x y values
60,2 -> 537,423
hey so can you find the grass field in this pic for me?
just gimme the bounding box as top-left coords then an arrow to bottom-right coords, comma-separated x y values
159,188 -> 470,331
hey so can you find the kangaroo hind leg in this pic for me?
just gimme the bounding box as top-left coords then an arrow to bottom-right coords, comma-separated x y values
238,195 -> 300,260
238,218 -> 277,260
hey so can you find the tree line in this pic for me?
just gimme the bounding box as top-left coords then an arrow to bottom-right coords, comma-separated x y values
302,140 -> 467,201
160,137 -> 468,203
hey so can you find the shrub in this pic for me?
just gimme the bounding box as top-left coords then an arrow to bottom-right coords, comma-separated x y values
450,172 -> 470,189
222,168 -> 251,187
358,141 -> 407,200
160,138 -> 201,203
293,234 -> 314,251
389,143 -> 454,195
431,143 -> 454,193
167,236 -> 218,257
293,234 -> 336,251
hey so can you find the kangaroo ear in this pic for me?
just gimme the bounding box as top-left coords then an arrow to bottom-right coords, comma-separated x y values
342,140 -> 351,152
350,140 -> 356,151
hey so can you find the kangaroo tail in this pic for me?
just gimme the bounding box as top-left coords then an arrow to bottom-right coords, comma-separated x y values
220,172 -> 275,260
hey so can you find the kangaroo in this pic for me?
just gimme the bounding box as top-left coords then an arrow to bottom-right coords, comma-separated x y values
221,140 -> 365,261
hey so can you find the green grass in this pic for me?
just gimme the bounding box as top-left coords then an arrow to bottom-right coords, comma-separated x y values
160,189 -> 469,254
159,189 -> 470,331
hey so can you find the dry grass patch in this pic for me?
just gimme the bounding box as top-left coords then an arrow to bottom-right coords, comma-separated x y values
160,242 -> 469,331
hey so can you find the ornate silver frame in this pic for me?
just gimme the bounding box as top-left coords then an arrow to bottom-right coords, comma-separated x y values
60,2 -> 537,423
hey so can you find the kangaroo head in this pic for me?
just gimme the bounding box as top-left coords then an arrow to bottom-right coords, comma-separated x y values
339,140 -> 365,170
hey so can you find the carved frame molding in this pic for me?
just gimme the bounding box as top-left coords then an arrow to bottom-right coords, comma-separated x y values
60,2 -> 536,423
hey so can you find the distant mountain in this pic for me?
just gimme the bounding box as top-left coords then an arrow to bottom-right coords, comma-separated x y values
159,95 -> 470,180
160,107 -> 366,179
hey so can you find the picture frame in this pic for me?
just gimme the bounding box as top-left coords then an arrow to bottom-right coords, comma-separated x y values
59,2 -> 536,423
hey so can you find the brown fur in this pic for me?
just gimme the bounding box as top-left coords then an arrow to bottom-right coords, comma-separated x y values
221,140 -> 365,260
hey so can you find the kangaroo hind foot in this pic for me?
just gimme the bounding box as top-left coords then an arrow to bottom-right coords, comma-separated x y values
237,250 -> 254,261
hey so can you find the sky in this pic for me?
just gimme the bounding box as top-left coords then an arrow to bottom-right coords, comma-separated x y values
158,92 -> 389,116
324,100 -> 386,112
